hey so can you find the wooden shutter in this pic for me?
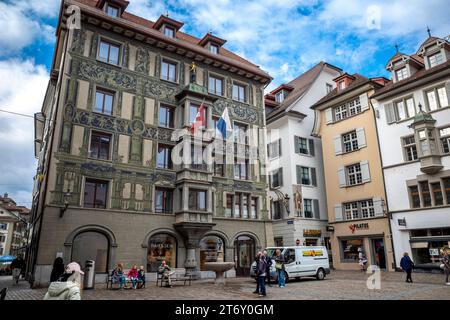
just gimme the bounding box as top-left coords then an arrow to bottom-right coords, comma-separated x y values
373,197 -> 384,216
267,143 -> 270,158
338,167 -> 346,187
309,139 -> 315,156
360,93 -> 369,111
361,160 -> 371,183
311,167 -> 317,187
313,199 -> 320,219
278,168 -> 283,187
334,135 -> 343,155
294,136 -> 300,154
325,108 -> 333,124
446,81 -> 450,106
356,128 -> 366,148
384,102 -> 396,124
296,165 -> 301,185
334,204 -> 343,221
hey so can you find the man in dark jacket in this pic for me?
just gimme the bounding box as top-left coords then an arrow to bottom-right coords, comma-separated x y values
400,252 -> 414,283
10,256 -> 25,284
263,250 -> 272,286
256,252 -> 267,297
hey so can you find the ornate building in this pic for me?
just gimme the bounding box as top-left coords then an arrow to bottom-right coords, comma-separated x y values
29,0 -> 272,287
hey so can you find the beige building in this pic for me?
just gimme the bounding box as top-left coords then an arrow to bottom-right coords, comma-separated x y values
28,0 -> 272,287
311,73 -> 395,271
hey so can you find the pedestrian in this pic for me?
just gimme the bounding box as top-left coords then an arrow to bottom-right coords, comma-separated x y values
10,256 -> 25,285
158,260 -> 174,287
43,262 -> 83,300
253,252 -> 262,294
263,250 -> 272,286
50,257 -> 65,282
274,249 -> 286,288
111,263 -> 127,289
127,265 -> 139,289
358,248 -> 368,271
440,249 -> 450,286
256,252 -> 267,297
400,252 -> 414,283
296,239 -> 301,246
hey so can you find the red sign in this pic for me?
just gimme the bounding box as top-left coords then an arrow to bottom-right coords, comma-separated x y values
349,223 -> 369,234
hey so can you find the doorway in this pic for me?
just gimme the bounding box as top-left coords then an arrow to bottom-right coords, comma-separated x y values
371,238 -> 386,269
234,235 -> 255,276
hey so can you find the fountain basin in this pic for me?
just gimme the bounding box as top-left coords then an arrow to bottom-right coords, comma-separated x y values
204,262 -> 235,285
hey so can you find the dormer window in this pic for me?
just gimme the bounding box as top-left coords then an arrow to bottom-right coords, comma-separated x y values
210,44 -> 219,54
106,4 -> 119,17
275,91 -> 285,103
396,67 -> 408,81
164,26 -> 175,38
339,81 -> 345,90
428,52 -> 444,68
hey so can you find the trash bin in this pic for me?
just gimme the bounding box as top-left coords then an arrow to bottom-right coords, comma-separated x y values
83,260 -> 95,289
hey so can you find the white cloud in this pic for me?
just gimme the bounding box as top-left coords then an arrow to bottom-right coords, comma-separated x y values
0,59 -> 49,207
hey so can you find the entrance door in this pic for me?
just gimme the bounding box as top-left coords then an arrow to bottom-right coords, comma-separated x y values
371,238 -> 386,269
235,235 -> 255,276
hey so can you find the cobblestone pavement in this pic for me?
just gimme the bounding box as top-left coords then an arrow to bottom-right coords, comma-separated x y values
2,271 -> 450,300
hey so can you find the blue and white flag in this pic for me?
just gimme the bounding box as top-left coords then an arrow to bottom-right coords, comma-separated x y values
216,107 -> 232,140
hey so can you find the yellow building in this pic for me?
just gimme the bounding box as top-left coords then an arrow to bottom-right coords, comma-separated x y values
311,73 -> 395,271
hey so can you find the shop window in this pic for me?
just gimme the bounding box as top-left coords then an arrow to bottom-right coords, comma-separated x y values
341,239 -> 363,262
147,234 -> 177,272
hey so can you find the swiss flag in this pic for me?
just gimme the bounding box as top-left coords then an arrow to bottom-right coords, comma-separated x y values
190,103 -> 205,134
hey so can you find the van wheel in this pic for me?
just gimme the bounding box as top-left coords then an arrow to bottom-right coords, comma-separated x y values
316,268 -> 325,280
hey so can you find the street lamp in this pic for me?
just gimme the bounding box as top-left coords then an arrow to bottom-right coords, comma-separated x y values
60,190 -> 72,218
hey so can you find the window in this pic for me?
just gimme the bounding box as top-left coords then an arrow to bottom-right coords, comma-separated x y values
94,89 -> 114,115
346,163 -> 362,186
159,105 -> 174,128
0,235 -> 6,242
232,83 -> 246,102
342,131 -> 358,153
348,97 -> 361,116
403,136 -> 418,161
405,97 -> 416,117
234,159 -> 249,180
437,87 -> 449,108
339,81 -> 345,90
395,100 -> 407,121
296,137 -> 308,154
409,186 -> 421,208
155,188 -> 173,213
431,182 -> 443,206
234,193 -> 241,217
157,144 -> 173,169
208,75 -> 223,96
443,178 -> 450,204
326,83 -> 333,94
304,199 -> 313,218
0,247 -> 3,255
164,26 -> 175,38
106,4 -> 119,17
360,200 -> 375,218
273,200 -> 282,220
298,166 -> 310,185
426,89 -> 438,111
341,239 -> 363,261
84,179 -> 108,209
188,189 -> 206,211
213,155 -> 225,177
0,223 -> 7,230
429,52 -> 444,68
275,91 -> 284,103
420,181 -> 431,207
267,139 -> 281,159
147,234 -> 176,272
334,104 -> 347,121
270,168 -> 283,188
396,67 -> 408,81
242,195 -> 249,219
210,44 -> 219,54
161,59 -> 177,82
189,103 -> 206,126
234,122 -> 248,145
250,197 -> 257,219
344,202 -> 359,220
225,194 -> 233,217
98,40 -> 120,65
89,131 -> 111,160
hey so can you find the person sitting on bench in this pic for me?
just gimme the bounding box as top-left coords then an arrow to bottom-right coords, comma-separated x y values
158,260 -> 174,288
137,265 -> 145,289
111,263 -> 127,289
127,265 -> 139,289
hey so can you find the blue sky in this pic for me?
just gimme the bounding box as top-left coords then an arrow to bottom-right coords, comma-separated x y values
0,0 -> 449,206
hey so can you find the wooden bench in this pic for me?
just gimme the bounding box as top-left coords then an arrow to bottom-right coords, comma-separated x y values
106,270 -> 145,290
156,268 -> 193,287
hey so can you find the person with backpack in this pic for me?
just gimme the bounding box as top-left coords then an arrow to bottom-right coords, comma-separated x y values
400,252 -> 414,283
256,251 -> 267,297
43,262 -> 83,300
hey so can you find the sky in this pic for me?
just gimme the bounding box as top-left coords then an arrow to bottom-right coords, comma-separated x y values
0,0 -> 449,207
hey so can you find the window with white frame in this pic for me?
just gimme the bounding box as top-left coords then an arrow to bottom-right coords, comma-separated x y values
98,39 -> 120,65
106,4 -> 119,17
395,97 -> 416,121
275,91 -> 285,103
344,202 -> 359,220
210,43 -> 219,54
348,97 -> 361,116
426,89 -> 439,111
426,86 -> 449,111
334,104 -> 347,121
346,163 -> 362,186
296,137 -> 308,154
396,67 -> 408,81
164,26 -> 175,38
437,86 -> 449,108
304,199 -> 313,218
440,127 -> 450,154
267,139 -> 281,159
232,83 -> 246,102
403,135 -> 418,161
428,52 -> 444,68
360,199 -> 375,218
342,131 -> 358,153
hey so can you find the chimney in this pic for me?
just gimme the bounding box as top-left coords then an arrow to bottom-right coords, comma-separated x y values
333,73 -> 356,92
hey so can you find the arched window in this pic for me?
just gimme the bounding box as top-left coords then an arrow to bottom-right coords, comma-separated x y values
71,231 -> 109,273
147,233 -> 177,272
199,235 -> 225,271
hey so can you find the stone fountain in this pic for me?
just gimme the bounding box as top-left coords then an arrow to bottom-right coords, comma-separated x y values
204,252 -> 235,285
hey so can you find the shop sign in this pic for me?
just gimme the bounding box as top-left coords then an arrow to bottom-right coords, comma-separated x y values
349,223 -> 369,234
287,220 -> 294,225
429,248 -> 439,256
326,225 -> 335,232
303,229 -> 322,237
302,249 -> 324,257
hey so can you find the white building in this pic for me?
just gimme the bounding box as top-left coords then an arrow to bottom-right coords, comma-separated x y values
372,35 -> 450,270
265,62 -> 342,249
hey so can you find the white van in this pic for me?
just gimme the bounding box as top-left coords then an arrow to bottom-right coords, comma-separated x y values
250,246 -> 330,281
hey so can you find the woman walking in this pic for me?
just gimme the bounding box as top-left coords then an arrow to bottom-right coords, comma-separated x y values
44,262 -> 83,300
50,257 -> 65,282
274,249 -> 286,288
400,252 -> 414,283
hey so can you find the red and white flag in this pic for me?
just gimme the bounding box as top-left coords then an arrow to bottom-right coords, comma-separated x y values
190,103 -> 205,134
